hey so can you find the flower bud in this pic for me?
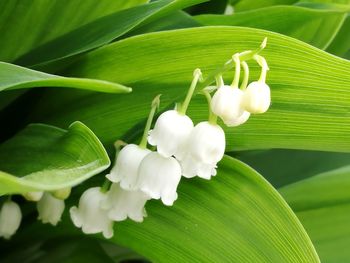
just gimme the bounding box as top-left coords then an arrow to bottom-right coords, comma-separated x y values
137,152 -> 182,206
52,188 -> 71,200
23,191 -> 43,202
106,144 -> 151,190
70,187 -> 113,239
180,122 -> 225,179
0,200 -> 22,239
148,110 -> 193,158
103,183 -> 150,222
242,81 -> 271,113
211,86 -> 250,126
37,193 -> 65,226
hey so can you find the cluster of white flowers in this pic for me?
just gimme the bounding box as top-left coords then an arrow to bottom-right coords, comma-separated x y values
68,40 -> 271,239
0,39 -> 270,240
0,188 -> 68,239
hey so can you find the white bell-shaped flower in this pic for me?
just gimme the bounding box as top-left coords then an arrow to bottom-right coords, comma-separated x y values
211,85 -> 250,127
37,193 -> 65,226
137,152 -> 182,206
23,191 -> 43,202
242,81 -> 271,113
70,187 -> 113,239
148,110 -> 193,158
102,183 -> 150,222
106,144 -> 151,190
0,200 -> 22,239
180,121 -> 225,180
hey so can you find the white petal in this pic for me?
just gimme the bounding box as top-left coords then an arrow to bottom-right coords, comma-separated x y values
137,152 -> 182,206
180,122 -> 225,180
224,111 -> 250,127
106,144 -> 150,190
69,187 -> 113,238
211,86 -> 246,123
242,81 -> 271,113
0,201 -> 22,239
104,184 -> 150,222
148,110 -> 193,158
37,193 -> 65,226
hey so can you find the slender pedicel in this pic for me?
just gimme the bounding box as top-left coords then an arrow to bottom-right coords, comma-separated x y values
179,68 -> 203,115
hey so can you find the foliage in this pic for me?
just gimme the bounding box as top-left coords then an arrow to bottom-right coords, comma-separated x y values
0,0 -> 350,262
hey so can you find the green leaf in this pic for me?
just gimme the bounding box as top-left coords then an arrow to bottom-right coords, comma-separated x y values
279,165 -> 350,262
31,27 -> 350,153
0,62 -> 131,93
279,165 -> 350,211
111,156 -> 319,262
0,0 -> 148,62
195,5 -> 347,49
233,149 -> 350,187
326,14 -> 350,59
0,121 -> 110,194
233,0 -> 297,12
15,0 -> 206,68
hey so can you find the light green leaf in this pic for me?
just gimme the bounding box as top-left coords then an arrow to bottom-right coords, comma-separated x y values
296,203 -> 350,263
233,0 -> 297,12
0,62 -> 131,93
15,0 -> 205,69
279,165 -> 350,211
0,0 -> 148,62
234,149 -> 350,187
0,121 -> 110,194
112,156 -> 319,262
195,5 -> 347,49
31,27 -> 350,152
279,165 -> 350,262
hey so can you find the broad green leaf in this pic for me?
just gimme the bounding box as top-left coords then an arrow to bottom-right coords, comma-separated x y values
126,10 -> 201,36
233,149 -> 350,187
31,27 -> 350,153
326,14 -> 350,59
0,121 -> 110,194
112,156 -> 319,262
279,165 -> 350,211
15,0 -> 205,69
0,0 -> 148,62
195,5 -> 347,49
279,166 -> 350,262
1,156 -> 320,262
296,203 -> 350,263
298,0 -> 350,5
233,0 -> 297,12
0,62 -> 131,93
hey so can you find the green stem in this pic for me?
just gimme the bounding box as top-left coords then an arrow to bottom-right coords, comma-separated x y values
254,54 -> 269,83
101,179 -> 111,193
203,91 -> 217,125
179,68 -> 202,115
139,94 -> 161,149
215,74 -> 224,87
240,61 -> 249,90
198,37 -> 267,90
231,54 -> 241,87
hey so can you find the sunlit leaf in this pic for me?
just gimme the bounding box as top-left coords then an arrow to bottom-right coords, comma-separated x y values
0,62 -> 131,93
0,121 -> 110,194
0,0 -> 148,62
30,27 -> 350,152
